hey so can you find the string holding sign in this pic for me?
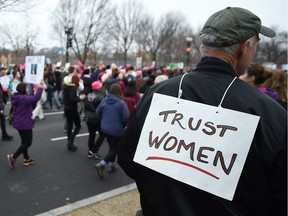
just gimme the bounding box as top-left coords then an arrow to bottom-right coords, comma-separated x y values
177,73 -> 188,102
177,73 -> 238,113
217,76 -> 237,113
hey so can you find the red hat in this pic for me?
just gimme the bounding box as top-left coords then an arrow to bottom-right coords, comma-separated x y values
91,81 -> 103,90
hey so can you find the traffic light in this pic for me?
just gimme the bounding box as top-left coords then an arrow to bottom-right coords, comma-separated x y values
67,38 -> 73,48
186,47 -> 191,54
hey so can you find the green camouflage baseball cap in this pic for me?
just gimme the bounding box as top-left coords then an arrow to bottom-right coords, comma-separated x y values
200,7 -> 276,47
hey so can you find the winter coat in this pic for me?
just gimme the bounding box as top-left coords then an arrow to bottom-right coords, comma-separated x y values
11,88 -> 43,130
96,94 -> 129,137
84,91 -> 103,124
124,93 -> 140,119
63,84 -> 80,112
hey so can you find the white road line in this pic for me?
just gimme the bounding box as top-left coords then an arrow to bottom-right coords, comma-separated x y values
44,111 -> 64,116
51,133 -> 89,141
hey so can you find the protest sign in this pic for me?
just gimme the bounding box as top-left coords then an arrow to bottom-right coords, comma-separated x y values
25,56 -> 45,84
134,93 -> 260,200
0,75 -> 10,91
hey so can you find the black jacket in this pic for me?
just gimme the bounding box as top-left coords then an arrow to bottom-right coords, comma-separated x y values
118,58 -> 287,216
63,85 -> 80,111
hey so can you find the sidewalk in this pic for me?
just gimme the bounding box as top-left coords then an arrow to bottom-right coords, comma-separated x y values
37,183 -> 141,216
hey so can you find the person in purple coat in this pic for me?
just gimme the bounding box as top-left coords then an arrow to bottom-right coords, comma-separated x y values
7,80 -> 44,169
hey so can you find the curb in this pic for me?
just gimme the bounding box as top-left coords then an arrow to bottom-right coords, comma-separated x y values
36,183 -> 137,216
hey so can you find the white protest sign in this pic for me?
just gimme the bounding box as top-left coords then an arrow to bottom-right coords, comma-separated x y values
64,62 -> 70,70
56,62 -> 62,67
0,76 -> 10,91
25,56 -> 45,84
134,93 -> 260,201
136,57 -> 142,69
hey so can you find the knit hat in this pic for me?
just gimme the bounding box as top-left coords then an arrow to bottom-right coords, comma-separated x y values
200,7 -> 276,47
91,81 -> 103,90
16,83 -> 27,94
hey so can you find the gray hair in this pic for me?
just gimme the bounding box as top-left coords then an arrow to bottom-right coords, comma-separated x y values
199,33 -> 256,54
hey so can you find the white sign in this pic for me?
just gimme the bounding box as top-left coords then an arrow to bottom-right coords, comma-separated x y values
0,76 -> 10,90
134,93 -> 260,200
64,62 -> 70,70
56,62 -> 62,67
25,56 -> 45,84
136,57 -> 142,69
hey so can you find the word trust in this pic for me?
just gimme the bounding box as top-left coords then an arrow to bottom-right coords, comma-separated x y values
159,110 -> 238,137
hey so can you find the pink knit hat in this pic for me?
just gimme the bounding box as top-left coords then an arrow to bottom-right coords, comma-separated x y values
91,81 -> 103,90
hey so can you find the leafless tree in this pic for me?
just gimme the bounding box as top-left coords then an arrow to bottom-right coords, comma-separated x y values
255,29 -> 287,66
0,23 -> 38,57
0,0 -> 38,12
52,0 -> 114,64
158,24 -> 199,65
137,12 -> 184,65
110,0 -> 144,65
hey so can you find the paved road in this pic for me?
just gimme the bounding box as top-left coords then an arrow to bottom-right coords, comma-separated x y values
0,106 -> 134,216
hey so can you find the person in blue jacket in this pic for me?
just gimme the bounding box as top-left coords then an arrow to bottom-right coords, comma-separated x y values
95,83 -> 129,178
7,80 -> 44,169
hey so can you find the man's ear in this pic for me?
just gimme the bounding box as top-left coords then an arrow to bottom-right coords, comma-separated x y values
237,41 -> 249,57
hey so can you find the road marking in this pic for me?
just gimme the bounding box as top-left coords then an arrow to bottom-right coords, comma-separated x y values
44,111 -> 64,116
51,133 -> 89,141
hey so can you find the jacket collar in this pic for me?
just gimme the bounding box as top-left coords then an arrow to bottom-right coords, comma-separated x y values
194,56 -> 236,76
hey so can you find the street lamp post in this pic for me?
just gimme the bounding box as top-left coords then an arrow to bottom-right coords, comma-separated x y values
65,27 -> 73,63
185,37 -> 193,67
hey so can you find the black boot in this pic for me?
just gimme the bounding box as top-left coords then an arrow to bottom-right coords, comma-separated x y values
67,145 -> 77,152
66,139 -> 77,152
2,133 -> 13,141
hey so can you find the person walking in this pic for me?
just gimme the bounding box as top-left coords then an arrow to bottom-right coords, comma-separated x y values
0,67 -> 13,141
7,80 -> 44,169
63,73 -> 86,152
95,83 -> 129,178
84,80 -> 104,158
123,75 -> 140,119
118,7 -> 287,216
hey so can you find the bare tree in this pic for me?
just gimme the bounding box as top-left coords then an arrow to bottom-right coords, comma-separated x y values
52,0 -> 114,64
159,24 -> 198,65
0,23 -> 38,57
0,0 -> 38,12
255,30 -> 287,66
110,0 -> 143,65
137,12 -> 184,65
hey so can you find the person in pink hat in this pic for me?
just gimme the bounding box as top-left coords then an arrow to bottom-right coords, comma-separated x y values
84,81 -> 105,158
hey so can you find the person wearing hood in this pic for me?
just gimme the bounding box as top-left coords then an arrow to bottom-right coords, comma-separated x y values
63,73 -> 86,152
95,83 -> 129,178
7,80 -> 45,169
84,81 -> 104,158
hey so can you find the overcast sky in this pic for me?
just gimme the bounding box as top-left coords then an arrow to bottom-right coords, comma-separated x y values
1,0 -> 287,49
